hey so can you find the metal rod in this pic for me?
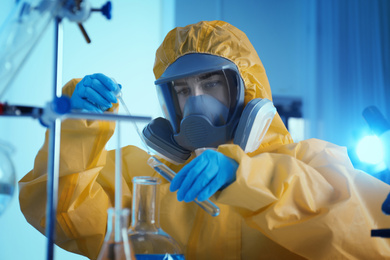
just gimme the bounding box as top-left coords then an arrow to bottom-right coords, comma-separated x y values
63,111 -> 151,122
115,122 -> 122,242
77,23 -> 91,43
46,118 -> 61,260
44,10 -> 151,260
45,16 -> 63,260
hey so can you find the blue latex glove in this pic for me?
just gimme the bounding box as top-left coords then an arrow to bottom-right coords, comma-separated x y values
170,149 -> 238,202
70,73 -> 120,113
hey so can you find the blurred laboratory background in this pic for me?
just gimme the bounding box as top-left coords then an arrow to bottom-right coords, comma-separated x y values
0,0 -> 389,259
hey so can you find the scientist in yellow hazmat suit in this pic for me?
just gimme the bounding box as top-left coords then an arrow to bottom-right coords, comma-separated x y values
19,20 -> 390,259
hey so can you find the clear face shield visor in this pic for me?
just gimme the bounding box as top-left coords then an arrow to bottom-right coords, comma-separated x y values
156,69 -> 241,134
144,54 -> 275,163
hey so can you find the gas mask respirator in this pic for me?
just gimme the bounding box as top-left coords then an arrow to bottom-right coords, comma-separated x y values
142,54 -> 276,164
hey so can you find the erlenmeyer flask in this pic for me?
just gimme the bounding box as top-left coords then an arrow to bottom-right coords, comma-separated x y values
128,176 -> 185,260
97,208 -> 136,260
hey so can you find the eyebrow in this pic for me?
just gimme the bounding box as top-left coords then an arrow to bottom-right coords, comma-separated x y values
174,72 -> 223,87
173,81 -> 187,87
198,72 -> 223,81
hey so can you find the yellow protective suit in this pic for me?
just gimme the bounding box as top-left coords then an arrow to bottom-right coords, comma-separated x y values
19,20 -> 390,259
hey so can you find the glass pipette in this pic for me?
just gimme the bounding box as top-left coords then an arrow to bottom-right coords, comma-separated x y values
114,86 -> 220,217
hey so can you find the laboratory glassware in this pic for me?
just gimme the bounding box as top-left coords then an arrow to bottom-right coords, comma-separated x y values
0,0 -> 61,99
0,140 -> 16,215
0,0 -> 112,99
97,208 -> 135,260
128,176 -> 185,260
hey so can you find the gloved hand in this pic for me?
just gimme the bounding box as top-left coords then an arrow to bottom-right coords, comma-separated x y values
170,149 -> 238,202
70,73 -> 120,113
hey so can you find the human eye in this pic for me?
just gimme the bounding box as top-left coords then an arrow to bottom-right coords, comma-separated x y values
202,80 -> 223,91
175,86 -> 191,96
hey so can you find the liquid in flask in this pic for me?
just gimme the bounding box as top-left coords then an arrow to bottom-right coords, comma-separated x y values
128,176 -> 185,260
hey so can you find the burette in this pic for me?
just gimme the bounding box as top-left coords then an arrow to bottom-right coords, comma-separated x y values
113,86 -> 220,217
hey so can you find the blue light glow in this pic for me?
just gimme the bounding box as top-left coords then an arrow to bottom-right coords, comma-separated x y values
356,135 -> 384,164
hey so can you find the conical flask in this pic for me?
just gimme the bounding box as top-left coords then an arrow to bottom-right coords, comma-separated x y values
128,176 -> 185,260
97,208 -> 136,260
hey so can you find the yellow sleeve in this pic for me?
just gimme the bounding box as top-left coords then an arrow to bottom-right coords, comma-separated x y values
18,79 -> 121,260
216,138 -> 390,259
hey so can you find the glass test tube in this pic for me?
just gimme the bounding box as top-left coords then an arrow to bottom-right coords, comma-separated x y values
147,156 -> 220,217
